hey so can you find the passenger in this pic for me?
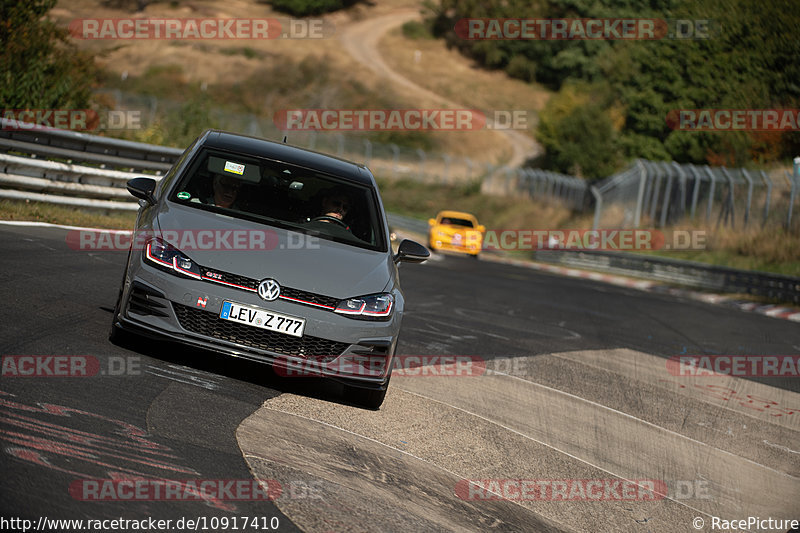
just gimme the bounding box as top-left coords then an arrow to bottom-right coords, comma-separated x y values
210,174 -> 241,208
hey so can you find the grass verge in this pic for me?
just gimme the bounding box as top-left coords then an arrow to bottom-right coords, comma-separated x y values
0,199 -> 136,230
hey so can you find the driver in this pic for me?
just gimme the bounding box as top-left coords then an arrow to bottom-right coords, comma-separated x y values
321,190 -> 351,223
309,187 -> 354,231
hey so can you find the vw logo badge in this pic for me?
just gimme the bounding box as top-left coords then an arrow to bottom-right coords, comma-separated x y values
258,279 -> 281,301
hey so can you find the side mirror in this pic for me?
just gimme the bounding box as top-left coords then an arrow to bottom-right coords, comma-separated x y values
476,224 -> 486,233
428,218 -> 436,226
394,239 -> 430,264
126,177 -> 157,205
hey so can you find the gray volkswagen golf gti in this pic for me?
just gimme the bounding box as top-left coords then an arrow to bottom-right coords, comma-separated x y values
110,130 -> 429,408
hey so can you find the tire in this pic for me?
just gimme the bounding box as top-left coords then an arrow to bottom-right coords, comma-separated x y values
108,288 -> 137,347
343,376 -> 390,410
343,350 -> 395,409
108,252 -> 138,348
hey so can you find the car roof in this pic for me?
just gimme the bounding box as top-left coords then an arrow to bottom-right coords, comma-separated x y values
436,210 -> 478,221
199,130 -> 375,187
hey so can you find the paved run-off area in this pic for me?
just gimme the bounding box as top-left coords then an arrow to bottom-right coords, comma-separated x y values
238,254 -> 799,533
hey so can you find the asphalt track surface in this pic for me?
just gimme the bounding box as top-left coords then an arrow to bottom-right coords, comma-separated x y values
0,224 -> 798,532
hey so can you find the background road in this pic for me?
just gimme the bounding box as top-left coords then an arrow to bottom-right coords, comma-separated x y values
0,224 -> 798,532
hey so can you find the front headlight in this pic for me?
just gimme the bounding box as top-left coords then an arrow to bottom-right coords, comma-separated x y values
144,238 -> 202,280
334,293 -> 394,320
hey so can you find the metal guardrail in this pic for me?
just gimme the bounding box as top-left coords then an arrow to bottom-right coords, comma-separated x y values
0,152 -> 153,211
534,250 -> 800,304
0,117 -> 181,172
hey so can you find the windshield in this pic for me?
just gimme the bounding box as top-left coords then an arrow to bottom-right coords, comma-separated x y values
440,217 -> 475,228
168,148 -> 387,251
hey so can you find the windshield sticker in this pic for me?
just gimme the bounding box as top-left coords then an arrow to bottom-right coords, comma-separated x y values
176,191 -> 191,200
224,161 -> 245,175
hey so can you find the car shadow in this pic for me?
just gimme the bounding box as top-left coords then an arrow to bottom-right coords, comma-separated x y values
102,308 -> 378,410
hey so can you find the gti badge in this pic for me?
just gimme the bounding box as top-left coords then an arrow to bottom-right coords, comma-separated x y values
258,279 -> 281,301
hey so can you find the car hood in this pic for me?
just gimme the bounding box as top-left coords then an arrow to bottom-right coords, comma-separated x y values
154,203 -> 393,298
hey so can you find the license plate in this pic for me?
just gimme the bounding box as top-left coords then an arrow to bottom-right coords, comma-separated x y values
220,301 -> 305,337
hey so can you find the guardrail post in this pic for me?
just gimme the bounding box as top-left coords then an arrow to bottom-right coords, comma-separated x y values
416,149 -> 426,180
533,170 -> 542,196
633,160 -> 647,227
792,157 -> 800,228
759,170 -> 772,226
673,162 -> 687,221
443,154 -> 451,184
591,185 -> 602,229
568,178 -> 578,208
659,162 -> 674,227
786,156 -> 799,229
688,165 -> 701,220
517,168 -> 528,198
649,162 -> 662,223
740,169 -> 754,227
363,139 -> 372,167
704,166 -> 716,222
465,157 -> 473,180
641,162 -> 653,221
719,167 -> 736,228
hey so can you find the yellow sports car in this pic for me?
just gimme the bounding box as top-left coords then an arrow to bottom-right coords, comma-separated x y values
428,210 -> 485,257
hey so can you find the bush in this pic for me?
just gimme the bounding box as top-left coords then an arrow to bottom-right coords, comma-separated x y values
268,0 -> 360,16
0,0 -> 95,109
536,84 -> 622,178
401,20 -> 433,40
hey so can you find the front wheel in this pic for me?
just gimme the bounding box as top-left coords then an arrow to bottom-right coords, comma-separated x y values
108,291 -> 138,347
343,357 -> 394,409
108,261 -> 138,348
343,378 -> 390,410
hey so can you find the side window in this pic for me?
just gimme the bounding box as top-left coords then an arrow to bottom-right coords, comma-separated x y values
157,137 -> 200,199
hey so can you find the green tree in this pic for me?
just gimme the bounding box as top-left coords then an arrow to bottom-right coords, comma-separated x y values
432,0 -> 800,167
0,0 -> 95,109
536,83 -> 622,178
